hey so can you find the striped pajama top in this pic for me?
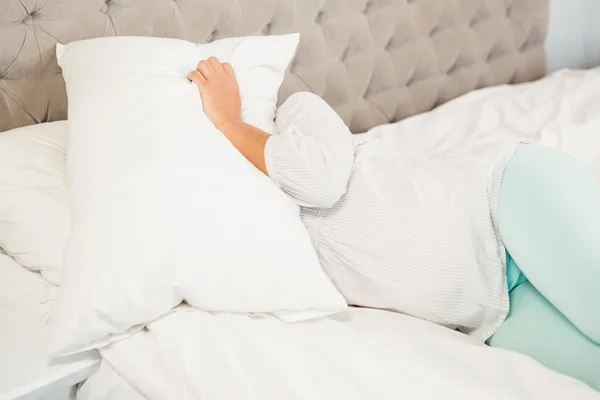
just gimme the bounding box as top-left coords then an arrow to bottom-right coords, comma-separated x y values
265,93 -> 519,341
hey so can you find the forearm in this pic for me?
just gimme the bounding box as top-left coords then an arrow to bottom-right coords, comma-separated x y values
217,121 -> 270,175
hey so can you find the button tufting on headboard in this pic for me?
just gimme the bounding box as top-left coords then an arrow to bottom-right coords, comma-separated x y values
205,30 -> 216,42
262,22 -> 272,35
315,10 -> 325,23
0,0 -> 549,133
22,14 -> 33,25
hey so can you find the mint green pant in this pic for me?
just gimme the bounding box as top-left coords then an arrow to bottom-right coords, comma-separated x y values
488,144 -> 600,389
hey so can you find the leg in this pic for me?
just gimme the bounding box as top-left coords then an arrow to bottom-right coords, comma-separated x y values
488,282 -> 600,390
498,143 -> 600,343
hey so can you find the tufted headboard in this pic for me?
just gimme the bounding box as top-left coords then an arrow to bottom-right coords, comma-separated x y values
0,0 -> 548,133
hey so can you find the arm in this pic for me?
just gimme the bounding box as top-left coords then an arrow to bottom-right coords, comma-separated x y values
188,59 -> 354,208
187,57 -> 270,174
217,121 -> 270,175
266,92 -> 355,208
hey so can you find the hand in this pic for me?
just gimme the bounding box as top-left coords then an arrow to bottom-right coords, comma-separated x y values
187,57 -> 242,130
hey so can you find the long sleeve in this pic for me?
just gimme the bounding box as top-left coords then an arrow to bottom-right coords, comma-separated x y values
265,92 -> 355,208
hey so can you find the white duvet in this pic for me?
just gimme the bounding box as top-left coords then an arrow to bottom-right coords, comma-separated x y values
81,307 -> 598,400
79,68 -> 600,399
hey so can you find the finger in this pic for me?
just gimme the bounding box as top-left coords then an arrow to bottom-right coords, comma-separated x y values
197,60 -> 214,79
208,57 -> 224,74
222,62 -> 235,77
187,70 -> 207,86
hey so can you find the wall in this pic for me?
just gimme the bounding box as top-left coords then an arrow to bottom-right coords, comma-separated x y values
546,0 -> 600,72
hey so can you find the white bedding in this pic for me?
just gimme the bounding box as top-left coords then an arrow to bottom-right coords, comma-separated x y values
363,68 -> 600,182
0,255 -> 99,400
81,306 -> 598,399
0,253 -> 55,321
78,68 -> 600,399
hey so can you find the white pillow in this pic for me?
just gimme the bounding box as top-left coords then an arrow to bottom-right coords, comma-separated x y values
0,122 -> 70,285
49,35 -> 347,356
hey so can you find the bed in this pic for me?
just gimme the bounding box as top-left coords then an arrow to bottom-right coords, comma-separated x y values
1,0 -> 599,399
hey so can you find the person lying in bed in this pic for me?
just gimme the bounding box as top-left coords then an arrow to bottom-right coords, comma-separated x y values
188,58 -> 600,388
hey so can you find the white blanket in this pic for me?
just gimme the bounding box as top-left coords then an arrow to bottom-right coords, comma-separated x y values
79,68 -> 600,399
83,307 -> 598,399
363,68 -> 600,182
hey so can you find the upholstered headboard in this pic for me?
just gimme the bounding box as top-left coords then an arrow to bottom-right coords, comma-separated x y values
0,0 -> 548,133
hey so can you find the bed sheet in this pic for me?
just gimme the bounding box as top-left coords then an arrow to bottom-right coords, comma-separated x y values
0,255 -> 100,400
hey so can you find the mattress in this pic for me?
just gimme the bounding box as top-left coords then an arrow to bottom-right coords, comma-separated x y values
0,254 -> 100,400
